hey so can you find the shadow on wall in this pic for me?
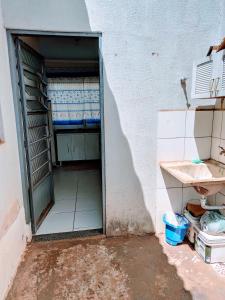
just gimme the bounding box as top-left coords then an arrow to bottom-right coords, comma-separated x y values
193,108 -> 213,161
193,104 -> 225,208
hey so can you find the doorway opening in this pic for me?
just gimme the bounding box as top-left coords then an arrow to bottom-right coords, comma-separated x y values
10,33 -> 104,236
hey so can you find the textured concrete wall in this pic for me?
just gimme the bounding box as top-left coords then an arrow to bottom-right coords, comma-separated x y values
1,0 -> 224,238
0,3 -> 31,299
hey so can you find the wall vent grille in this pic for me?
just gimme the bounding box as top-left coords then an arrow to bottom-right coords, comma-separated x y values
195,61 -> 212,94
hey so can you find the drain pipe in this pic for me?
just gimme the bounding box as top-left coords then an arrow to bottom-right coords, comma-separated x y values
200,195 -> 225,210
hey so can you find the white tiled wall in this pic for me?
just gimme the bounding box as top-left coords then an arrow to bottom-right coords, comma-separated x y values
156,109 -> 213,233
211,110 -> 225,213
157,111 -> 186,138
184,137 -> 211,160
211,111 -> 225,162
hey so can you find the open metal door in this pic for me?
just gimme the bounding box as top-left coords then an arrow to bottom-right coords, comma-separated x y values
16,39 -> 54,233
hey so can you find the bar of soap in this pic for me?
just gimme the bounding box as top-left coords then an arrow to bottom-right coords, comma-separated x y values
192,159 -> 204,164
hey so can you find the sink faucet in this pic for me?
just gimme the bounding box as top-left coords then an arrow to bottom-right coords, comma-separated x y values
219,146 -> 225,155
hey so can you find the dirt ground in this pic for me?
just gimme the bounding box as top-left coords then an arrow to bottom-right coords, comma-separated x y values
6,234 -> 225,300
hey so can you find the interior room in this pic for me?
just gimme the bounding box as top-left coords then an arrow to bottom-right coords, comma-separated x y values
16,35 -> 103,236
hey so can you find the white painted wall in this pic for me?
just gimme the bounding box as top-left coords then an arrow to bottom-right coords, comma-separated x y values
1,0 -> 225,296
0,3 -> 31,299
1,0 -> 224,237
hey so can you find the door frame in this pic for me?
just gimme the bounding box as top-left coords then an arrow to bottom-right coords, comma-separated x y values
6,30 -> 106,235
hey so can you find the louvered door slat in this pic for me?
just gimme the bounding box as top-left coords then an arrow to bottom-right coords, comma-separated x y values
195,61 -> 212,95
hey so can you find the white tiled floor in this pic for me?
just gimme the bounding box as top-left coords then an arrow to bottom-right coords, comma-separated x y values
36,168 -> 102,235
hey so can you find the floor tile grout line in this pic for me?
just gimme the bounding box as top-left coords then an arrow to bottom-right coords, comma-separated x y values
73,176 -> 79,230
158,135 -> 212,140
48,211 -> 76,215
76,208 -> 102,213
53,169 -> 102,232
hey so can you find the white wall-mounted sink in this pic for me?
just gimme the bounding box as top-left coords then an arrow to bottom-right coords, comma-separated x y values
160,159 -> 225,196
